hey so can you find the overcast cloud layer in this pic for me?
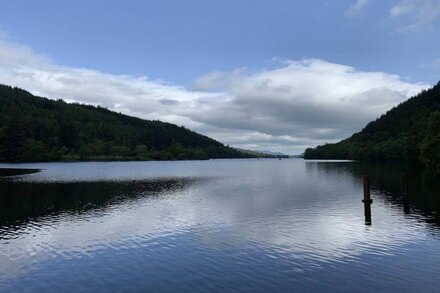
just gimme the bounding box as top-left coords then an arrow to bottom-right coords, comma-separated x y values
0,39 -> 430,154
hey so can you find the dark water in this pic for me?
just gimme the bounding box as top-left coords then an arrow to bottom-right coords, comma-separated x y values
0,168 -> 39,177
0,159 -> 440,292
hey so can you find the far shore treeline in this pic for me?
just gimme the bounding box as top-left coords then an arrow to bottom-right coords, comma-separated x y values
2,82 -> 439,166
305,81 -> 440,169
0,84 -> 279,162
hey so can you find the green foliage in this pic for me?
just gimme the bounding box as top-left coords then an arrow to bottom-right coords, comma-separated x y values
22,139 -> 50,162
135,145 -> 149,160
2,118 -> 25,162
0,84 -> 252,162
304,81 -> 440,167
419,112 -> 440,169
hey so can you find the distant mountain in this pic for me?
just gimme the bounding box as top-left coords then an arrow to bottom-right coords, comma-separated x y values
235,148 -> 289,158
0,84 -> 252,162
259,150 -> 289,157
304,81 -> 440,168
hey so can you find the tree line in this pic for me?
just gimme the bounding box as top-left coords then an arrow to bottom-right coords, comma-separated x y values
0,84 -> 254,162
304,81 -> 440,169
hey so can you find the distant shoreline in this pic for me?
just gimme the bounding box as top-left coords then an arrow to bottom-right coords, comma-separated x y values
0,156 -> 293,164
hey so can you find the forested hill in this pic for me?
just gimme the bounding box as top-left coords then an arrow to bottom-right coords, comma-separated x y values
0,84 -> 252,162
304,81 -> 440,168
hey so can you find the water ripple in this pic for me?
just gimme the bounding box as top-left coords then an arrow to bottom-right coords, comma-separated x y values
1,160 -> 440,292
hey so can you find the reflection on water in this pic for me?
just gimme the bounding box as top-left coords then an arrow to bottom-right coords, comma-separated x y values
0,160 -> 440,292
307,161 -> 440,227
0,168 -> 40,177
0,178 -> 197,231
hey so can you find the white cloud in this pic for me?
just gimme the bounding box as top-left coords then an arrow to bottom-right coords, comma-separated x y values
347,0 -> 369,16
0,39 -> 430,154
192,59 -> 428,147
390,0 -> 440,32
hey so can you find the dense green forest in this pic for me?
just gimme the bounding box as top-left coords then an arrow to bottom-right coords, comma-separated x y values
0,84 -> 255,162
304,81 -> 440,168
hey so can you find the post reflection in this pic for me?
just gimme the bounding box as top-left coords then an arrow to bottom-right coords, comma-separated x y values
305,161 -> 440,229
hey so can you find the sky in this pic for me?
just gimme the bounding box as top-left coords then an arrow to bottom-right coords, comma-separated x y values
0,0 -> 439,154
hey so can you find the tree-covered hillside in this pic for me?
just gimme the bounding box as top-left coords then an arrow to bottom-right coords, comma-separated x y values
0,84 -> 252,162
304,81 -> 440,168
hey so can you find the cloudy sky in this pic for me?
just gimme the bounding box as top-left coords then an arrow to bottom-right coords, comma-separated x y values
0,0 -> 439,154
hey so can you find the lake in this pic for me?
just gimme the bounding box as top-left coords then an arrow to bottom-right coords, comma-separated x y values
1,159 -> 440,292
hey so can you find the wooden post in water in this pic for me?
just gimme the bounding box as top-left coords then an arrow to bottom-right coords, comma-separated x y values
403,174 -> 410,214
362,176 -> 373,225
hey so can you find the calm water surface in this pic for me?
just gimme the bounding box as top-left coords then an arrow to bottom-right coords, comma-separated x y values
0,159 -> 440,292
